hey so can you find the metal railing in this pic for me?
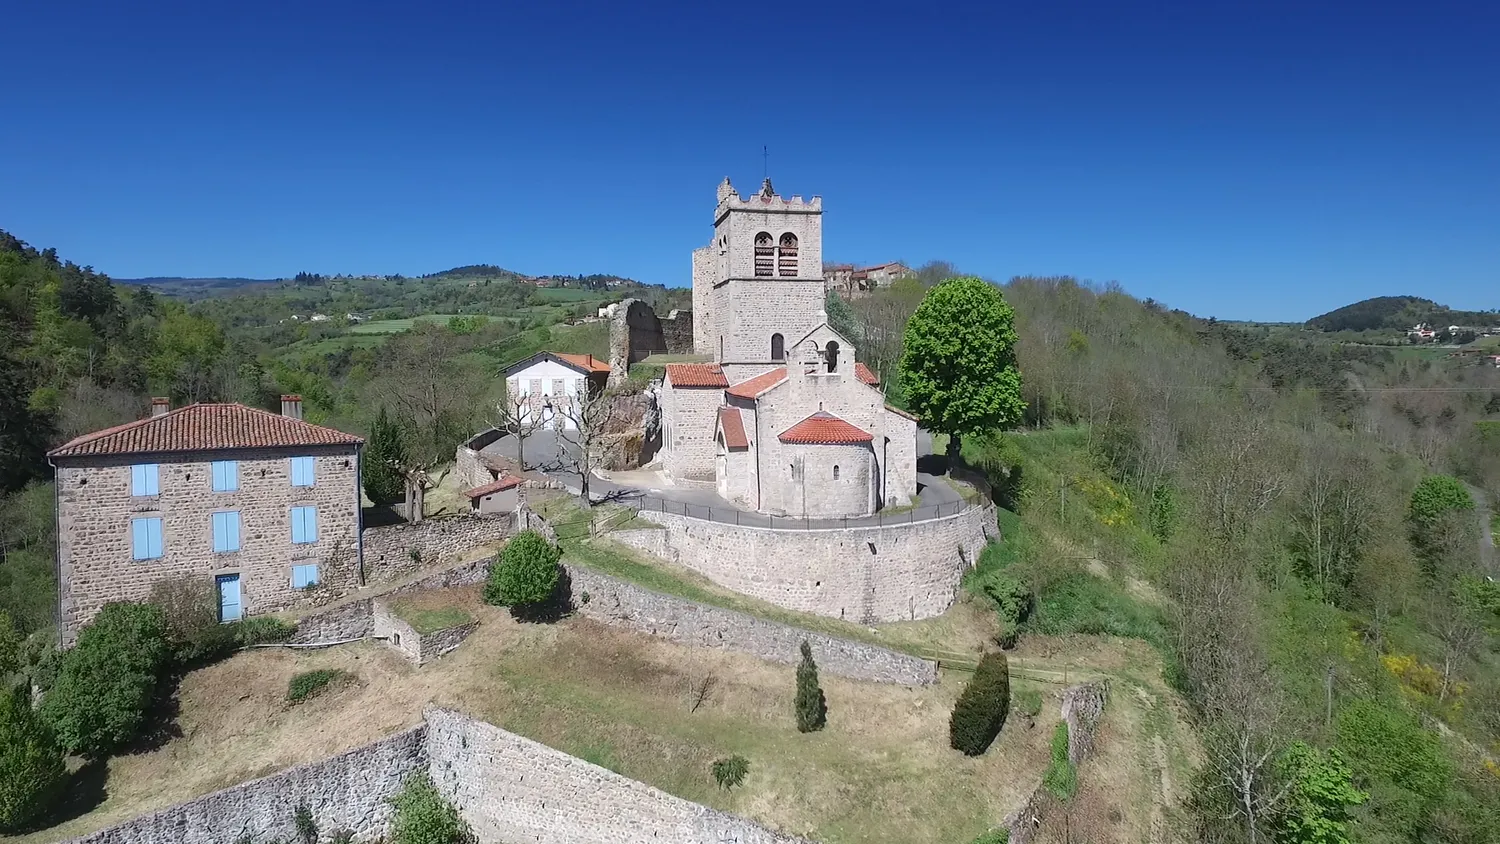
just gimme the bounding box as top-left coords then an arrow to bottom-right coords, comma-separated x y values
623,491 -> 988,530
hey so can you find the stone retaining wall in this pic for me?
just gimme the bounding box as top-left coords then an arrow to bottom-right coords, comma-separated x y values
289,555 -> 492,645
417,621 -> 479,663
66,710 -> 797,844
1004,681 -> 1112,844
64,724 -> 428,844
362,513 -> 515,582
425,709 -> 806,844
630,503 -> 997,624
567,565 -> 936,685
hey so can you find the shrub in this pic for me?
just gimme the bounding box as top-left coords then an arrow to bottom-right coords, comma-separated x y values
0,687 -> 67,831
236,616 -> 296,646
293,804 -> 317,844
286,669 -> 353,704
970,830 -> 1010,844
40,602 -> 170,758
794,640 -> 827,733
950,652 -> 1011,756
1042,722 -> 1077,799
0,610 -> 20,679
975,572 -> 1032,649
1013,687 -> 1043,719
147,577 -> 223,663
712,754 -> 750,790
389,772 -> 475,844
484,531 -> 561,609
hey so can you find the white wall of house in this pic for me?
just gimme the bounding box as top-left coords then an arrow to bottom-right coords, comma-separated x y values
504,359 -> 591,431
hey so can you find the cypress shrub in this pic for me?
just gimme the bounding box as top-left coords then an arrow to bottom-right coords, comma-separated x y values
0,686 -> 67,831
949,652 -> 1011,756
40,602 -> 170,758
793,640 -> 827,733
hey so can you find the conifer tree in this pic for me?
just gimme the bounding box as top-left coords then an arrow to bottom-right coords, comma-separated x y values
794,640 -> 827,733
363,406 -> 408,505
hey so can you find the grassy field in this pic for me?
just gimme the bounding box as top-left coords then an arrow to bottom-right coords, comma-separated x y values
348,314 -> 472,334
11,594 -> 1079,844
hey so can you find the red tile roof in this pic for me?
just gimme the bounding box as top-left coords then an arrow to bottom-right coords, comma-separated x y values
885,404 -> 919,422
553,352 -> 612,374
717,407 -> 749,449
778,412 -> 873,445
725,367 -> 787,399
855,362 -> 879,386
465,476 -> 523,499
666,363 -> 728,388
48,403 -> 363,458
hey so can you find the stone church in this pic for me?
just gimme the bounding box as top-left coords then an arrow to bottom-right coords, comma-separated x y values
657,178 -> 917,518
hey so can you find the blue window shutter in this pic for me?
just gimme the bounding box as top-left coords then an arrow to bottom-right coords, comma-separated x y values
292,564 -> 320,589
212,514 -> 223,552
229,512 -> 240,551
132,519 -> 148,559
291,457 -> 314,487
150,519 -> 163,558
213,512 -> 241,552
131,464 -> 159,496
292,506 -> 318,544
307,507 -> 318,542
212,461 -> 239,492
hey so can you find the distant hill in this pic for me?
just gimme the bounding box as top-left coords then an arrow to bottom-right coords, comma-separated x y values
1305,296 -> 1498,332
115,276 -> 281,296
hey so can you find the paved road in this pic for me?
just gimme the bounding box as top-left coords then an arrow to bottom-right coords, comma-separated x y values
481,426 -> 974,527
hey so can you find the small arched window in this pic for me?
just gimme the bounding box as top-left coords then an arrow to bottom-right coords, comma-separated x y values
754,232 -> 774,277
833,465 -> 840,480
778,233 -> 799,277
770,333 -> 784,361
824,340 -> 840,373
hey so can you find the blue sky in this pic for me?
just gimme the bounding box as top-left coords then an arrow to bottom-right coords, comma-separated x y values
1,1 -> 1495,321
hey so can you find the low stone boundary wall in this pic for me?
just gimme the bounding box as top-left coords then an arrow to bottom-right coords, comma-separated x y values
567,564 -> 937,686
627,502 -> 997,624
65,709 -> 800,844
362,513 -> 515,582
371,600 -> 479,665
1004,680 -> 1111,844
425,709 -> 806,844
288,555 -> 492,645
418,621 -> 479,663
64,724 -> 429,844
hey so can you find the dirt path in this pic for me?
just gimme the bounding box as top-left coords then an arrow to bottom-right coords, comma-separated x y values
1463,482 -> 1497,577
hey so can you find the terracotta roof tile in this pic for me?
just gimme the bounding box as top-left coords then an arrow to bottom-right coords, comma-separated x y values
48,403 -> 363,459
666,363 -> 728,388
778,411 -> 874,445
855,362 -> 880,386
717,407 -> 749,449
725,367 -> 787,399
465,476 -> 523,499
553,352 -> 611,373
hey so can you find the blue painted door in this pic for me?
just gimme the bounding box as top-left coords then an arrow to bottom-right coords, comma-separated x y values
217,574 -> 242,622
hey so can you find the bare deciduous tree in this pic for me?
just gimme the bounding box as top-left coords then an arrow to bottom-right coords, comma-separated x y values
490,389 -> 544,471
557,386 -> 622,506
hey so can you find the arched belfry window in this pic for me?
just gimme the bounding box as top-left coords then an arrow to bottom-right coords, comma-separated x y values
824,340 -> 840,373
754,232 -> 774,277
770,333 -> 785,361
778,233 -> 799,277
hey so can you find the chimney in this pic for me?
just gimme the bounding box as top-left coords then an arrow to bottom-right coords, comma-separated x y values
280,395 -> 303,420
150,397 -> 170,418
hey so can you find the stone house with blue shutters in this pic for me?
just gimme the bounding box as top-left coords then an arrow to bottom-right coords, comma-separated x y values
47,395 -> 364,645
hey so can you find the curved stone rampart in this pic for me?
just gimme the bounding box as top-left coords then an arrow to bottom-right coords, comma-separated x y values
627,502 -> 997,624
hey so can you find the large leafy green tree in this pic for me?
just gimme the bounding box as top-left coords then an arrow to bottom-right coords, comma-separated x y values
40,602 -> 170,758
1406,474 -> 1474,574
899,277 -> 1024,461
0,686 -> 67,832
1274,742 -> 1366,844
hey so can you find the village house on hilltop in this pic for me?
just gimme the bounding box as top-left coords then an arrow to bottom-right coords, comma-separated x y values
47,396 -> 364,644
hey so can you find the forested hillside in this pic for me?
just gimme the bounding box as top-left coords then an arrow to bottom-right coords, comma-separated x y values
1306,295 -> 1498,333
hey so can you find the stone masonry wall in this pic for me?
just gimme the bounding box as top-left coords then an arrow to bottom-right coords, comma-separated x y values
361,513 -> 515,582
1004,681 -> 1112,844
371,599 -> 420,661
567,564 -> 937,685
417,621 -> 479,663
63,724 -> 428,844
54,444 -> 362,645
288,553 -> 494,645
633,503 -> 997,624
425,708 -> 809,844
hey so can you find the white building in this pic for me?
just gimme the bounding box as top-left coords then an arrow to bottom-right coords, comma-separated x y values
660,178 -> 918,518
501,352 -> 611,431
